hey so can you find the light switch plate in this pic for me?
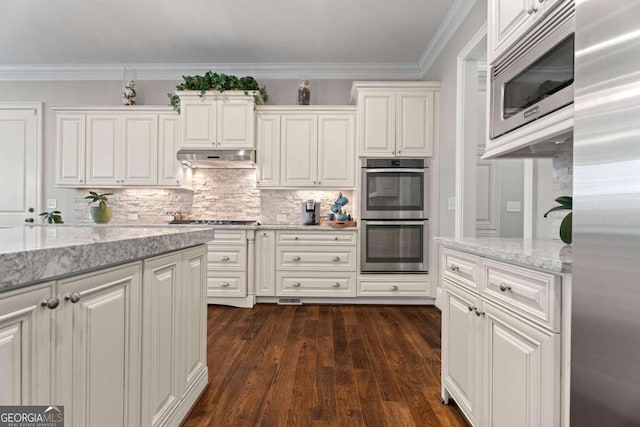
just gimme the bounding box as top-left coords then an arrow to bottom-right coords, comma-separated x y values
46,199 -> 57,209
506,201 -> 522,212
448,197 -> 456,211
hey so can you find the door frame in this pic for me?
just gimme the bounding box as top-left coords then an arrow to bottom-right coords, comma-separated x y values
0,103 -> 43,219
454,25 -> 533,239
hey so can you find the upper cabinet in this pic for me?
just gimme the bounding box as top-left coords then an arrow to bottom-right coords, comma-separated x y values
256,107 -> 356,189
350,82 -> 440,158
176,91 -> 255,149
53,106 -> 190,189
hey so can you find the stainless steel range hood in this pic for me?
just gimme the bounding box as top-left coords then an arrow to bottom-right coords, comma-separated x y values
176,149 -> 255,169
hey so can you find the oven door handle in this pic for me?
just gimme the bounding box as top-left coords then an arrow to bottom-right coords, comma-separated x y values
364,221 -> 427,226
364,168 -> 425,173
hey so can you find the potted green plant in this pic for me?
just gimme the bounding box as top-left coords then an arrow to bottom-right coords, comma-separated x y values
85,191 -> 114,223
544,196 -> 572,244
39,211 -> 64,224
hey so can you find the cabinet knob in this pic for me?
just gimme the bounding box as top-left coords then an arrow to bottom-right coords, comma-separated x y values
25,218 -> 34,223
41,297 -> 60,310
527,6 -> 538,14
333,282 -> 341,288
262,233 -> 268,237
221,282 -> 230,287
221,256 -> 230,261
391,285 -> 399,291
293,282 -> 301,287
474,308 -> 485,317
334,236 -> 339,241
468,305 -> 474,311
332,256 -> 341,261
294,237 -> 299,240
450,264 -> 460,271
64,292 -> 81,303
80,179 -> 84,183
292,256 -> 301,261
499,283 -> 512,292
28,207 -> 35,213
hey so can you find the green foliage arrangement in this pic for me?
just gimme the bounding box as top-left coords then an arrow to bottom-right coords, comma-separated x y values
84,191 -> 113,210
544,196 -> 572,244
39,211 -> 64,224
167,71 -> 269,112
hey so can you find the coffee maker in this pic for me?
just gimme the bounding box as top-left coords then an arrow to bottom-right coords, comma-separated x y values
301,200 -> 320,225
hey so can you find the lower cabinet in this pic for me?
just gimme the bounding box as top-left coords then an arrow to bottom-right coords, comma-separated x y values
206,230 -> 253,307
255,230 -> 276,296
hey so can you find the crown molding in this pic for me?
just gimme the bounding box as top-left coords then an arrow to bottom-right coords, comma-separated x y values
418,0 -> 479,77
0,62 -> 422,81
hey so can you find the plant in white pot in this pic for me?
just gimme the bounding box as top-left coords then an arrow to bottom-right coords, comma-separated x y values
85,191 -> 114,224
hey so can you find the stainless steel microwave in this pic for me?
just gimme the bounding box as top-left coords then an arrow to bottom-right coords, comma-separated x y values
490,11 -> 575,139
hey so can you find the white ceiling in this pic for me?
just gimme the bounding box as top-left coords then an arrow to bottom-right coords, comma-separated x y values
0,0 -> 476,79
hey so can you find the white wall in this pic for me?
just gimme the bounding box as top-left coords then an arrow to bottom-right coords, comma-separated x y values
422,0 -> 487,238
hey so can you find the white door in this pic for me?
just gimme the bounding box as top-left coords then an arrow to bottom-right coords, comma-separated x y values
396,91 -> 434,157
0,282 -> 52,405
216,98 -> 254,148
54,263 -> 142,427
358,92 -> 395,157
0,106 -> 40,225
158,114 -> 182,187
256,114 -> 280,187
121,114 -> 158,186
317,114 -> 355,188
180,100 -> 216,148
86,114 -> 120,186
280,115 -> 317,187
56,114 -> 86,186
482,301 -> 560,427
181,246 -> 207,391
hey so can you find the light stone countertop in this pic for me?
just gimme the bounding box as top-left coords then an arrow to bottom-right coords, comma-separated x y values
434,237 -> 572,273
0,225 -> 216,292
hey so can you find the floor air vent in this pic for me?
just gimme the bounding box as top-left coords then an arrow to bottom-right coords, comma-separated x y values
278,298 -> 302,305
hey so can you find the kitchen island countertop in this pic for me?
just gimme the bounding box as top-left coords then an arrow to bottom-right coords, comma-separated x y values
0,225 -> 216,292
434,237 -> 572,273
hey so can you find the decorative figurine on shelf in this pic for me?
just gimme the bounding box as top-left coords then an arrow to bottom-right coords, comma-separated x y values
123,80 -> 137,106
297,79 -> 310,105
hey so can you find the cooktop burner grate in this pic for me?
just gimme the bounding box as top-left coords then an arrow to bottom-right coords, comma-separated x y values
169,219 -> 258,226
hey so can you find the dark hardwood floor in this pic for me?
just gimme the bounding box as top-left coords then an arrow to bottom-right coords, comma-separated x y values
183,305 -> 467,427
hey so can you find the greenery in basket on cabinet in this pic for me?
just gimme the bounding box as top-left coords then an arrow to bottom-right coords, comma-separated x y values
544,196 -> 572,244
85,191 -> 114,224
39,211 -> 64,224
167,71 -> 269,112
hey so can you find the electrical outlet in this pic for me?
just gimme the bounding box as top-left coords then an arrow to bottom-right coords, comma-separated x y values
506,201 -> 522,212
448,197 -> 456,211
276,214 -> 287,222
128,213 -> 139,221
46,199 -> 57,209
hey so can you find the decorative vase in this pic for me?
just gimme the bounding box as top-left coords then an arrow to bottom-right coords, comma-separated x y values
297,79 -> 310,105
90,206 -> 113,224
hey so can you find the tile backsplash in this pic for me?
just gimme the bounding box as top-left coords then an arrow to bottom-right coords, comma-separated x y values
73,169 -> 355,225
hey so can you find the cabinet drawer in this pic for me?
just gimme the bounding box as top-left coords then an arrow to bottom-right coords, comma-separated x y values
207,245 -> 246,270
358,277 -> 431,297
207,273 -> 246,297
441,248 -> 479,291
213,230 -> 246,243
276,272 -> 356,297
277,230 -> 357,245
481,259 -> 561,332
276,246 -> 356,271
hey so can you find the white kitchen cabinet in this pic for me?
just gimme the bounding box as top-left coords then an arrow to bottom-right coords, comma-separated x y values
158,113 -> 184,187
122,114 -> 158,186
56,114 -> 86,186
177,91 -> 255,149
317,114 -> 355,187
350,82 -> 440,158
54,262 -> 142,427
255,231 -> 276,296
86,114 -> 120,186
0,282 -> 53,405
256,113 -> 280,187
280,115 -> 318,187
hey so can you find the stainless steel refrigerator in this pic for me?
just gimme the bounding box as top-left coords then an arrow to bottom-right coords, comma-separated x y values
572,0 -> 640,425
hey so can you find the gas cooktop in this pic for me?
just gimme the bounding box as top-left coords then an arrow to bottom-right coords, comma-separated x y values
169,219 -> 258,226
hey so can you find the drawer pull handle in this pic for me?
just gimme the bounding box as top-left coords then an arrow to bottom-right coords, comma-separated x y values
450,264 -> 460,271
499,283 -> 512,292
221,256 -> 230,261
293,282 -> 301,287
292,256 -> 302,261
262,233 -> 268,237
474,308 -> 485,317
64,292 -> 81,304
391,285 -> 399,291
332,282 -> 341,288
332,256 -> 341,261
334,237 -> 339,240
221,282 -> 230,287
294,237 -> 299,240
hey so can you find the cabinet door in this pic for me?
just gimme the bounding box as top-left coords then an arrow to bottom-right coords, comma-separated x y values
180,99 -> 216,148
317,114 -> 355,187
142,253 -> 182,427
255,231 -> 276,296
158,114 -> 183,187
396,91 -> 434,157
56,114 -> 86,186
358,92 -> 395,157
256,114 -> 280,187
0,283 -> 52,405
489,0 -> 536,62
217,98 -> 254,149
442,284 -> 482,424
55,263 -> 142,427
86,114 -> 120,185
280,115 -> 317,186
122,114 -> 158,186
482,301 -> 560,427
181,246 -> 207,393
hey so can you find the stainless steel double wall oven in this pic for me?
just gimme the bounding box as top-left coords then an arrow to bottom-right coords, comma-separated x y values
360,158 -> 429,273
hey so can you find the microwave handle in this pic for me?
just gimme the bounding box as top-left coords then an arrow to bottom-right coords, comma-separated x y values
364,221 -> 427,226
364,168 -> 425,173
